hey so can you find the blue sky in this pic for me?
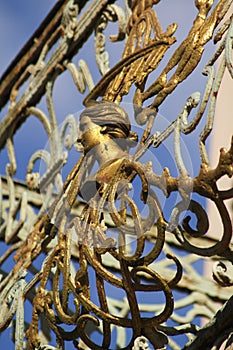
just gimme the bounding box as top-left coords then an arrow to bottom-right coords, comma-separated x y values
0,0 -> 215,182
0,1 -> 218,349
0,1 -> 57,73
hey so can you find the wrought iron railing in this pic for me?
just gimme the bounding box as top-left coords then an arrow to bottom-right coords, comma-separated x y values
0,1 -> 233,349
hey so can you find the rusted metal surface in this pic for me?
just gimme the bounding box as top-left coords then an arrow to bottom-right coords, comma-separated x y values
0,0 -> 95,111
0,0 -> 115,150
0,0 -> 233,349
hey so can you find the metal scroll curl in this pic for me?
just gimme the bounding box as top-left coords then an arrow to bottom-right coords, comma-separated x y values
21,97 -> 186,349
170,197 -> 232,258
1,1 -> 233,349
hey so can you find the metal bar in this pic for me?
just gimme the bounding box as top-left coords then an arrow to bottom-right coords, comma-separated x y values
0,0 -> 115,151
0,0 -> 90,112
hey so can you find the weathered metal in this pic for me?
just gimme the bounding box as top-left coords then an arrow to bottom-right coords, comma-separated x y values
0,1 -> 233,349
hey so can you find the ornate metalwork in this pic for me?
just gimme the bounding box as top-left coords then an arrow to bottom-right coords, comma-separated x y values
0,0 -> 233,349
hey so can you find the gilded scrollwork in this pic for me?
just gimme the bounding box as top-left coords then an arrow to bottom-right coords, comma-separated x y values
0,1 -> 233,349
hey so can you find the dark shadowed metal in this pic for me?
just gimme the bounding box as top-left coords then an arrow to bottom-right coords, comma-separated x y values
0,1 -> 233,349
